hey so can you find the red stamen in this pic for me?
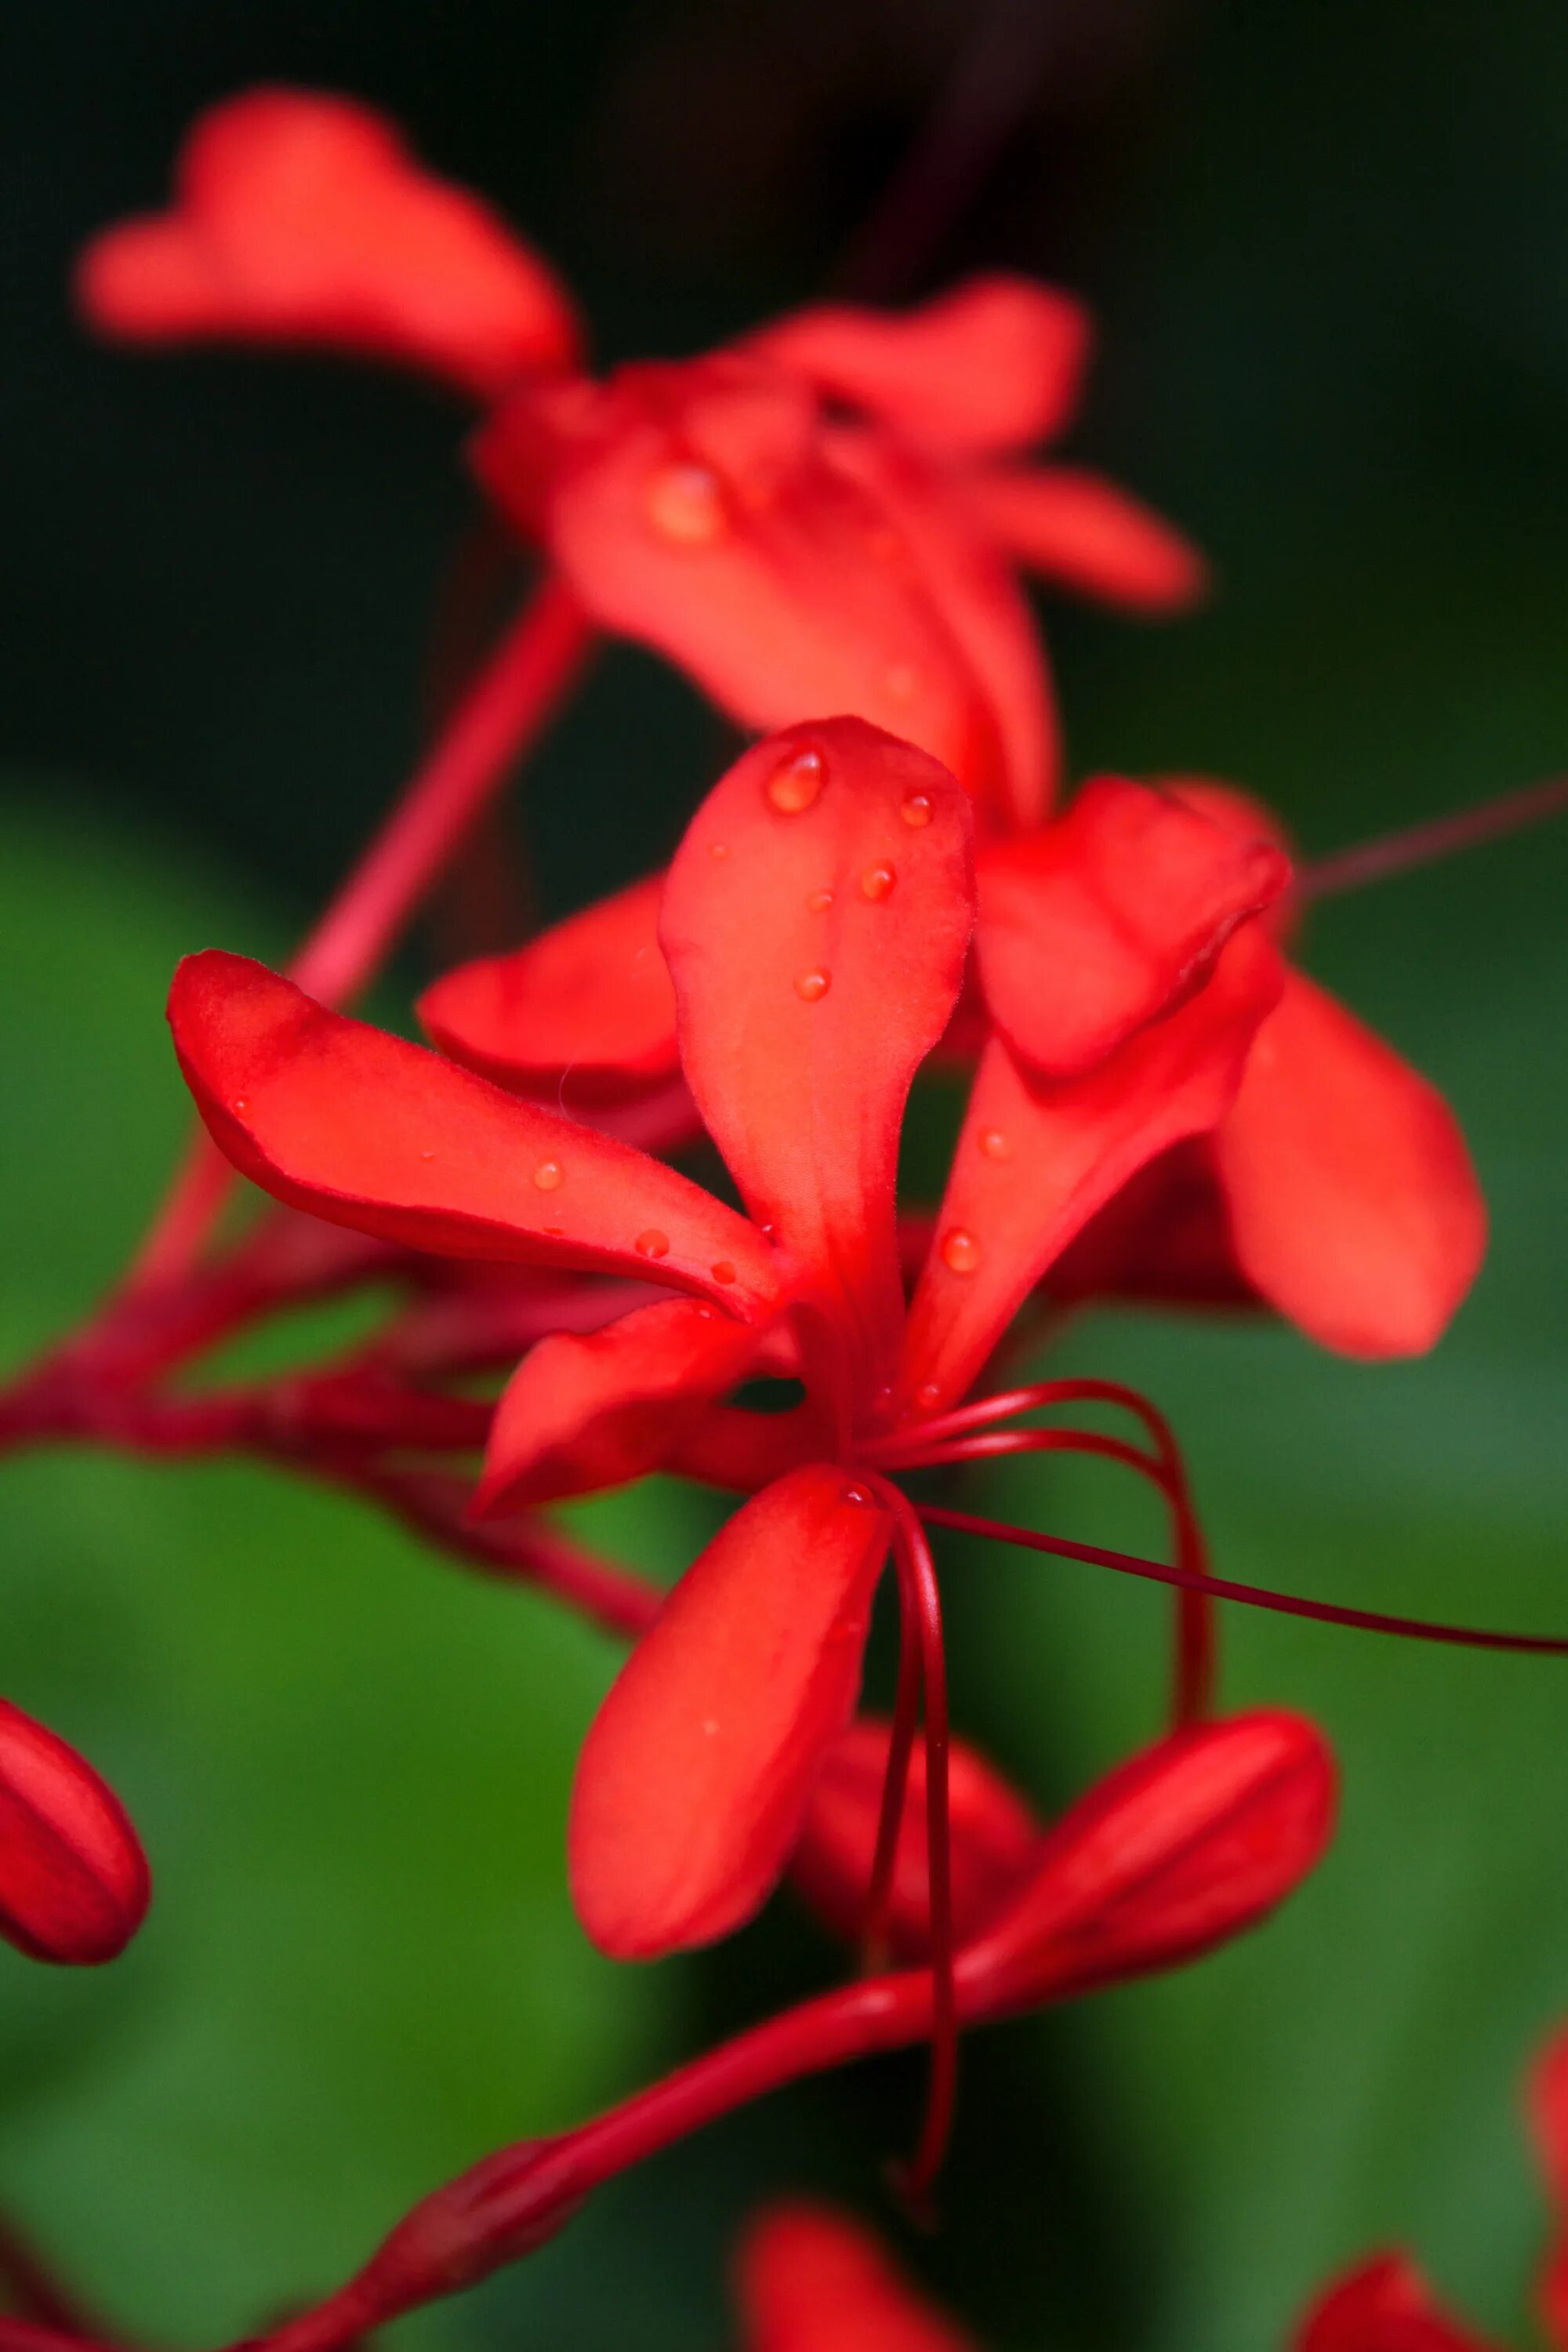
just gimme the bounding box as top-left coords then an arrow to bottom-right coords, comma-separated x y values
920,1501 -> 1568,1656
1301,772 -> 1568,902
857,1563 -> 926,1974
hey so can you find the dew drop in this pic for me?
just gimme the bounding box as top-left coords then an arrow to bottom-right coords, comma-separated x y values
899,792 -> 934,829
794,968 -> 831,1002
644,459 -> 727,545
840,1483 -> 873,1508
978,1127 -> 1010,1161
860,862 -> 896,901
940,1227 -> 981,1275
915,1381 -> 943,1410
709,840 -> 731,861
232,1097 -> 249,1114
766,747 -> 825,815
711,1260 -> 738,1285
635,1229 -> 670,1261
532,1158 -> 564,1192
419,1149 -> 437,1163
806,887 -> 834,913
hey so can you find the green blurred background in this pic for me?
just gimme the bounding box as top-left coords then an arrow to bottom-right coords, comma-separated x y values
3,3 -> 1566,2347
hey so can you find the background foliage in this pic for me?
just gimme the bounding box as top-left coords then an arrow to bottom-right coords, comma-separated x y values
3,5 -> 1566,2348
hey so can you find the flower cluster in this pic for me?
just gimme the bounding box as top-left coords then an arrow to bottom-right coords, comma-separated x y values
0,83 -> 1558,2350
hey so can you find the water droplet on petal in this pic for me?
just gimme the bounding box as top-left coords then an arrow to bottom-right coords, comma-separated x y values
645,459 -> 727,544
806,887 -> 834,913
915,1381 -> 942,1410
232,1097 -> 249,1114
636,1229 -> 670,1261
711,1260 -> 738,1284
709,840 -> 730,861
899,792 -> 934,829
978,1128 -> 1010,1161
840,1483 -> 873,1508
940,1227 -> 981,1275
532,1158 -> 564,1192
860,862 -> 895,901
419,1149 -> 437,1163
766,747 -> 825,815
794,969 -> 831,1002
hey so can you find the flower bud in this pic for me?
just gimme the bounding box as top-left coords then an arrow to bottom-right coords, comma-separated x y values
735,2199 -> 979,2351
0,1697 -> 151,1965
790,1716 -> 1039,1960
957,1708 -> 1335,2013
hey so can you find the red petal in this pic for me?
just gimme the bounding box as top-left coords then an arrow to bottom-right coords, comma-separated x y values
964,463 -> 1209,612
1529,2029 -> 1568,2350
474,357 -> 1003,800
1294,2255 -> 1497,2352
900,924 -> 1284,1412
1044,1142 -> 1258,1313
960,1708 -> 1336,2012
475,1298 -> 763,1512
77,88 -> 579,399
750,275 -> 1091,457
660,720 -> 974,1414
789,1717 -> 1040,1961
0,1699 -> 151,1966
976,777 -> 1290,1079
826,426 -> 1061,828
419,872 -> 680,1095
168,950 -> 775,1316
1213,971 -> 1486,1357
735,2202 -> 978,2352
568,1467 -> 891,1958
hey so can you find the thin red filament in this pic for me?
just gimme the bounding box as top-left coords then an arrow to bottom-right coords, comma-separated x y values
1301,771 -> 1568,901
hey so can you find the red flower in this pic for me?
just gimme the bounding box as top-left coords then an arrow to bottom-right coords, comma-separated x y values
165,718 -> 1285,1972
1294,2023 -> 1568,2352
0,1697 -> 151,1966
734,2201 -> 978,2352
79,88 -> 1206,826
1038,782 -> 1487,1357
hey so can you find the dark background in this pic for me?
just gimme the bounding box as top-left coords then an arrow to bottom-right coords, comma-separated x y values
2,5 -> 1566,2348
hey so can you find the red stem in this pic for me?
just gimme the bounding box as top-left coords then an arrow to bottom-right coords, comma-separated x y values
125,575 -> 595,1294
1300,772 -> 1568,901
886,1497 -> 957,2209
857,1560 -> 925,1973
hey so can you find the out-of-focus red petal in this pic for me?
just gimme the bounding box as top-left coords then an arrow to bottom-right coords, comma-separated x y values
474,1297 -> 764,1512
963,463 -> 1209,612
666,1398 -> 836,1494
1294,2254 -> 1497,2352
960,1709 -> 1337,2013
168,951 -> 776,1316
975,777 -> 1290,1080
661,721 -> 974,1416
826,426 -> 1060,828
0,1700 -> 151,1966
899,925 -> 1284,1412
419,873 -> 679,1096
790,1717 -> 1040,1961
1528,2027 -> 1568,2350
1157,775 -> 1300,946
735,2201 -> 978,2352
1043,1141 -> 1258,1313
474,358 -> 1003,800
1213,971 -> 1486,1358
568,1466 -> 891,1958
750,275 -> 1091,458
76,88 -> 579,399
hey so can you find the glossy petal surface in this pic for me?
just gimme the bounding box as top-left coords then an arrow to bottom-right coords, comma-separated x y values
169,951 -> 775,1314
419,872 -> 679,1094
736,2202 -> 978,2352
476,1298 -> 762,1512
1213,971 -> 1486,1357
0,1699 -> 151,1965
475,359 -> 1000,797
901,925 -> 1284,1411
965,463 -> 1209,611
568,1467 -> 891,1958
975,777 -> 1290,1078
661,721 -> 973,1414
790,1717 -> 1040,1959
1294,2255 -> 1498,2352
77,88 -> 579,398
750,275 -> 1091,456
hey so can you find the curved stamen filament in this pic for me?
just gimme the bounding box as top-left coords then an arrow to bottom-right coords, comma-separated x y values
919,1501 -> 1568,1657
1301,771 -> 1568,902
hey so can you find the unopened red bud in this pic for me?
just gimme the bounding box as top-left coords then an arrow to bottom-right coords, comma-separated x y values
0,1697 -> 151,1965
958,1708 -> 1335,2012
1292,2251 -> 1490,2352
735,2199 -> 980,2352
790,1716 -> 1039,1960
